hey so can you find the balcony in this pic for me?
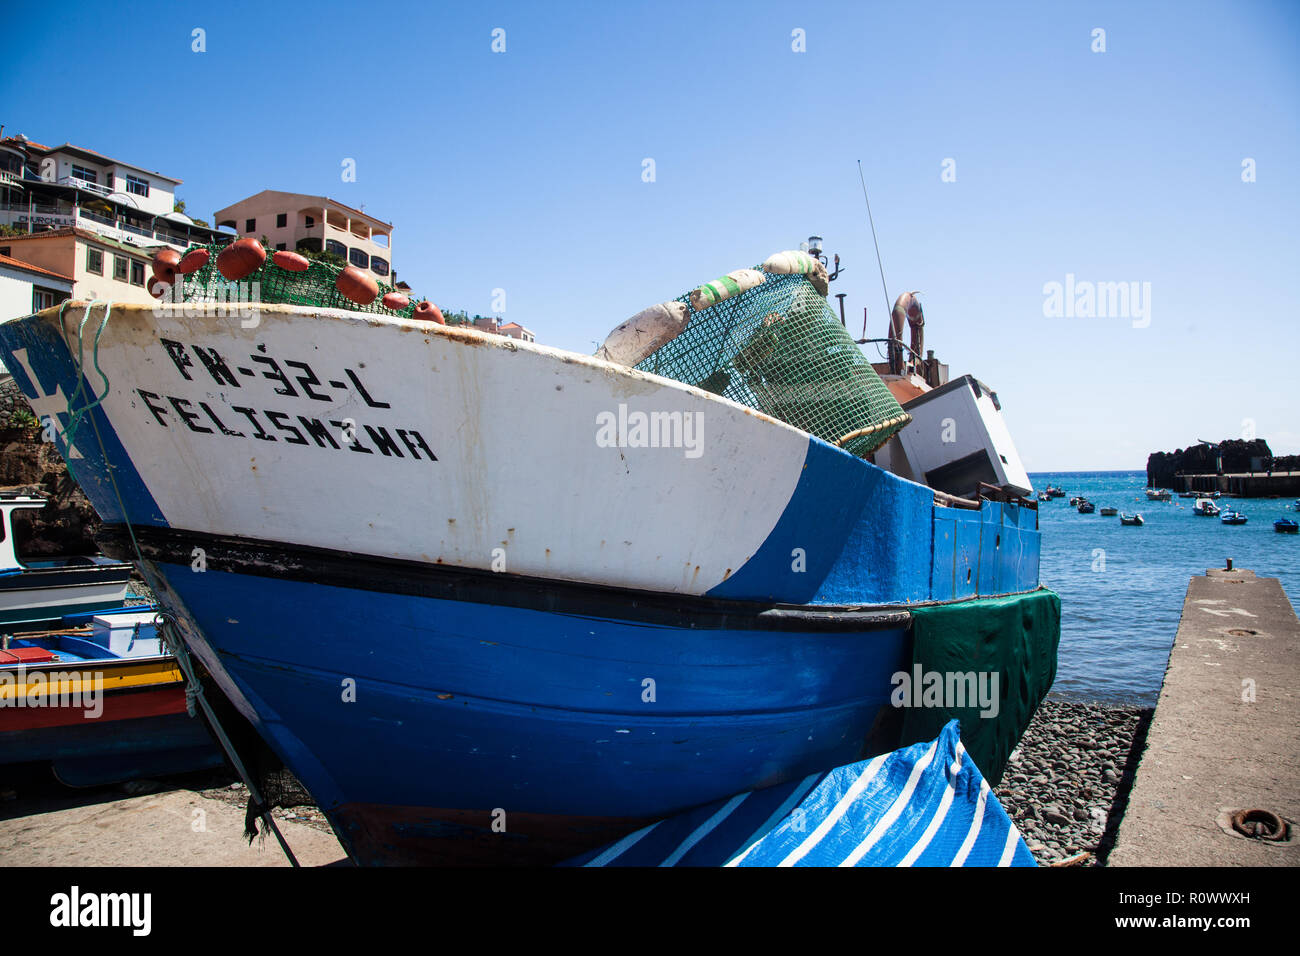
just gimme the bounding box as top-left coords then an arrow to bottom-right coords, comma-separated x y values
59,175 -> 112,197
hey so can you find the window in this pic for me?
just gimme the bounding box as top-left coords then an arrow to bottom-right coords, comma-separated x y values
370,256 -> 389,277
245,218 -> 256,233
276,213 -> 287,228
275,243 -> 286,251
304,215 -> 315,228
125,174 -> 150,197
113,255 -> 128,281
348,247 -> 369,269
0,246 -> 9,257
106,172 -> 114,189
325,239 -> 347,259
71,164 -> 98,184
86,248 -> 103,274
130,260 -> 145,286
32,287 -> 64,310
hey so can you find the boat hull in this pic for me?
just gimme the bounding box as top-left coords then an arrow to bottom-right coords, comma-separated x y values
121,536 -> 915,863
0,561 -> 134,626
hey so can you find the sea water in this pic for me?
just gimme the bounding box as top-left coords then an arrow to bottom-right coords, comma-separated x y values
1031,470 -> 1299,704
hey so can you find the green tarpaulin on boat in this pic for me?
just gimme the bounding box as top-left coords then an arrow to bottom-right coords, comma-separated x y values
899,588 -> 1060,785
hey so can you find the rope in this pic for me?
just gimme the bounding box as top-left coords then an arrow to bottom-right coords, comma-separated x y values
59,301 -> 115,462
63,305 -> 301,867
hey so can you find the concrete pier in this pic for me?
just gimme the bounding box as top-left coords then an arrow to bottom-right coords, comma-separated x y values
1110,567 -> 1299,866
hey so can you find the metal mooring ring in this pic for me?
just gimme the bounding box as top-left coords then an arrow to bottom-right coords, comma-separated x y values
1230,808 -> 1288,841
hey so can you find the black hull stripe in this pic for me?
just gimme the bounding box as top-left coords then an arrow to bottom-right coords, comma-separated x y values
96,525 -> 914,634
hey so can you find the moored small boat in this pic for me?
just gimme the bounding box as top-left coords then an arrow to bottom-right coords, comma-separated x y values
1272,518 -> 1297,534
1077,500 -> 1095,514
1120,513 -> 1144,526
1193,498 -> 1220,517
1220,511 -> 1248,525
1099,507 -> 1118,516
1145,488 -> 1172,501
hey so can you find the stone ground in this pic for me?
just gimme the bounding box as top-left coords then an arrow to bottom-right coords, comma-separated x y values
994,697 -> 1153,866
0,765 -> 346,867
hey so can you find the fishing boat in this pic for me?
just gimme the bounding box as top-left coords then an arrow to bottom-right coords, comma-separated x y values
1220,511 -> 1248,525
1145,488 -> 1172,501
1099,507 -> 1118,516
1,606 -> 223,785
1037,492 -> 1051,503
1043,485 -> 1066,499
0,494 -> 134,627
0,241 -> 1060,865
1193,498 -> 1220,517
1120,513 -> 1144,526
1275,518 -> 1299,534
1077,500 -> 1095,514
1068,496 -> 1084,507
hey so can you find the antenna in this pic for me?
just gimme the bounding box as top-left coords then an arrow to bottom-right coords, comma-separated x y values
857,160 -> 892,319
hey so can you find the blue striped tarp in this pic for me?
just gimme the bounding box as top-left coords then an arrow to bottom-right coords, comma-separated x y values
564,720 -> 1034,867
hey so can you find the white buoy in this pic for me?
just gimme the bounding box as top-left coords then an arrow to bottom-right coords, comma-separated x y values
596,301 -> 690,366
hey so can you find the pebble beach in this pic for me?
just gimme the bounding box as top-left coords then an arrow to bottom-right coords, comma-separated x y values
995,698 -> 1153,866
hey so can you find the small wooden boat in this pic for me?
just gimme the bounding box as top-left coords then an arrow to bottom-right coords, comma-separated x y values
1069,495 -> 1085,507
1273,518 -> 1298,534
1037,493 -> 1052,503
1178,491 -> 1197,498
1120,513 -> 1144,526
1193,499 -> 1220,517
1145,489 -> 1172,501
1,608 -> 223,785
1220,511 -> 1248,525
1044,486 -> 1066,498
1099,507 -> 1118,516
1077,500 -> 1096,514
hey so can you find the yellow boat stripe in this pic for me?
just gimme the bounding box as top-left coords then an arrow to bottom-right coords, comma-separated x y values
0,658 -> 184,700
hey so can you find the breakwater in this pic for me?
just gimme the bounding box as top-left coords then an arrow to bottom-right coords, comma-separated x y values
1147,437 -> 1300,495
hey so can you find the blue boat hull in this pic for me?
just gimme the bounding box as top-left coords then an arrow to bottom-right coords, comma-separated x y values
124,538 -> 918,864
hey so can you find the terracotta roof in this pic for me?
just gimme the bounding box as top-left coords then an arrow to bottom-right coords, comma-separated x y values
0,253 -> 73,283
1,135 -> 49,151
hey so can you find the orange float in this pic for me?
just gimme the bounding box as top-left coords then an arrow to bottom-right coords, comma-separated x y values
272,250 -> 311,272
151,248 -> 180,282
413,301 -> 445,324
216,238 -> 266,281
175,248 -> 210,274
336,266 -> 379,305
382,292 -> 410,311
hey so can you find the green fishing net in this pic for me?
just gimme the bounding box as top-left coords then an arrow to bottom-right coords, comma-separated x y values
636,271 -> 909,456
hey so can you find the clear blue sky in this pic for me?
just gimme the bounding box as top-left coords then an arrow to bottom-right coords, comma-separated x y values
4,0 -> 1296,470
